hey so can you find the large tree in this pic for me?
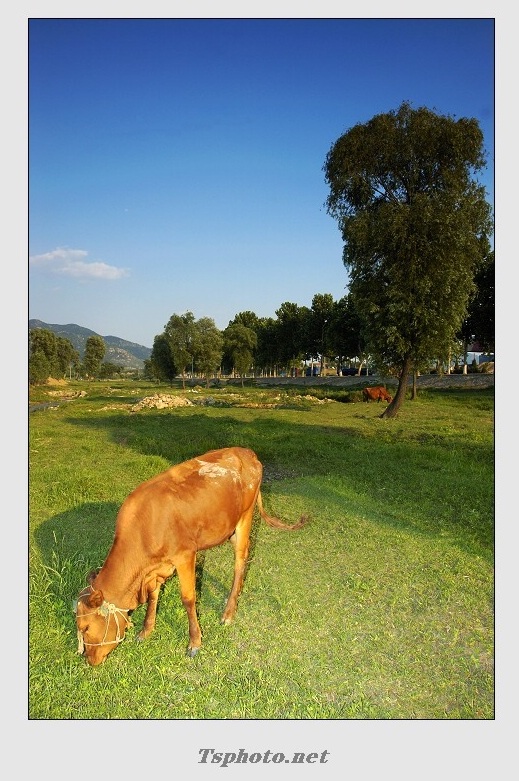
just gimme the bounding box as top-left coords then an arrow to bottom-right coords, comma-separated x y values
324,101 -> 493,417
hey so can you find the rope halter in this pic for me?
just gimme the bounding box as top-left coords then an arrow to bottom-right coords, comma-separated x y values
74,589 -> 133,655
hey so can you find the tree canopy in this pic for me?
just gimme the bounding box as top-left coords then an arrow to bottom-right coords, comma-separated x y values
29,328 -> 79,384
148,333 -> 178,383
328,295 -> 367,373
194,317 -> 224,387
83,335 -> 106,378
459,248 -> 495,354
324,101 -> 493,417
164,312 -> 197,389
154,312 -> 226,388
274,301 -> 311,369
223,322 -> 258,386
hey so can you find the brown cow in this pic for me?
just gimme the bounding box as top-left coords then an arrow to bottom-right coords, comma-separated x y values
362,386 -> 393,403
75,447 -> 305,665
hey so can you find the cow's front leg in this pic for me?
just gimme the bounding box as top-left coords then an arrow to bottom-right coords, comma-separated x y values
176,553 -> 202,657
137,584 -> 161,640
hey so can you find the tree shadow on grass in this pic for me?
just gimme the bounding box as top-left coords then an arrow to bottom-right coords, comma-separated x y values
45,408 -> 493,563
64,410 -> 305,467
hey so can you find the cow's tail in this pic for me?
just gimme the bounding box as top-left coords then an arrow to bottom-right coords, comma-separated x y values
256,489 -> 307,530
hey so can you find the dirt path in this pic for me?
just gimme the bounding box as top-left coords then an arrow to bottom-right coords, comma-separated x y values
255,373 -> 494,390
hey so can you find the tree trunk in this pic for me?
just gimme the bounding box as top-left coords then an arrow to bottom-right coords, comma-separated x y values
380,355 -> 412,419
411,369 -> 418,400
463,337 -> 469,375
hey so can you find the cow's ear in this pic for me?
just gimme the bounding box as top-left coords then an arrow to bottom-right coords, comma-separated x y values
86,588 -> 104,609
87,568 -> 100,585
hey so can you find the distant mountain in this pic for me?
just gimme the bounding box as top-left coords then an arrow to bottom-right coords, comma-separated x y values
29,320 -> 152,370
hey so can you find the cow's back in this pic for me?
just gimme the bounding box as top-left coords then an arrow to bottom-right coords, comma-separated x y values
363,385 -> 391,402
112,447 -> 262,556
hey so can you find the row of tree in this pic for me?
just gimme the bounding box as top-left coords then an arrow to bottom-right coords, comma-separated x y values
29,240 -> 493,390
147,297 -> 359,388
29,331 -> 106,384
147,256 -> 494,389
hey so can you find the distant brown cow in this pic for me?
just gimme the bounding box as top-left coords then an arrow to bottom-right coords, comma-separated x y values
75,447 -> 306,665
362,386 -> 393,403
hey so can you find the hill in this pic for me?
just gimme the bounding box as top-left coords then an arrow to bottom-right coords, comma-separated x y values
29,320 -> 152,370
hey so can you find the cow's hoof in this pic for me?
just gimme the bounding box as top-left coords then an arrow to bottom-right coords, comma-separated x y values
187,646 -> 200,658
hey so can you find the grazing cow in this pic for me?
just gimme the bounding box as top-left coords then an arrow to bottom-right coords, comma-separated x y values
74,447 -> 305,665
362,386 -> 393,403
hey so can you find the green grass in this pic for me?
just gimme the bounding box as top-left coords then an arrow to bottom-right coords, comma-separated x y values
29,380 -> 494,719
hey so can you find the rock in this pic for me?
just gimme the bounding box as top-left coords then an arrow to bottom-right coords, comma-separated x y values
131,394 -> 194,411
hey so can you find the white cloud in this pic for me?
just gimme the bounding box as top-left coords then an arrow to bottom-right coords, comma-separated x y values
29,247 -> 129,280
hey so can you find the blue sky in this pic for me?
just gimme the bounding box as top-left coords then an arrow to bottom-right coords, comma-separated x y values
29,18 -> 494,348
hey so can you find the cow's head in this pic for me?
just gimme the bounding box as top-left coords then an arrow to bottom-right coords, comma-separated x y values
74,571 -> 132,666
385,392 -> 393,402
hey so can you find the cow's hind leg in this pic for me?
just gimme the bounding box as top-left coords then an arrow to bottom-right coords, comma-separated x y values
221,513 -> 253,625
176,553 -> 202,657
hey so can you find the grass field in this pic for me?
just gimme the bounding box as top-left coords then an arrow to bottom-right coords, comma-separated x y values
29,379 -> 494,719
